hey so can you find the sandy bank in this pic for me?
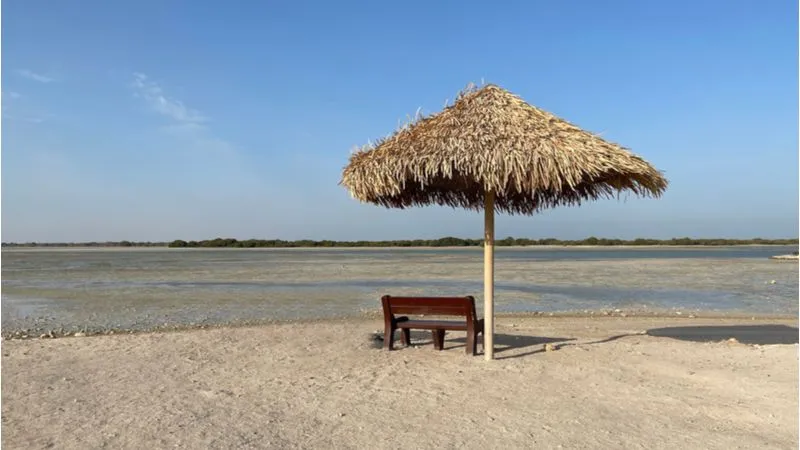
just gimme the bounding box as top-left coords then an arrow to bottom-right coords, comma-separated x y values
2,317 -> 797,449
770,254 -> 799,261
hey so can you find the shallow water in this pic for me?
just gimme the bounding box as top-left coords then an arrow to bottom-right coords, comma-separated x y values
2,247 -> 797,335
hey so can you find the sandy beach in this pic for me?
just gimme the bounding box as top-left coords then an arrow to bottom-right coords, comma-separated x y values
2,316 -> 797,449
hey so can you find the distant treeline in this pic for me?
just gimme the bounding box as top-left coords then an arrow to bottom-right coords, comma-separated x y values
3,237 -> 798,249
1,241 -> 165,248
166,237 -> 800,248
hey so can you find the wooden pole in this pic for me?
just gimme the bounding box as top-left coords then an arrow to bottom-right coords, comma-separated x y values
484,190 -> 495,360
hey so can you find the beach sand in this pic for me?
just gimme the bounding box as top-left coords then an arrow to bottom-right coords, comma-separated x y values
2,316 -> 797,449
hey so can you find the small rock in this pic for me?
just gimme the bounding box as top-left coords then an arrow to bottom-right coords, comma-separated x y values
544,343 -> 555,352
727,337 -> 739,344
39,334 -> 49,339
688,314 -> 696,319
675,311 -> 682,315
73,332 -> 87,338
614,309 -> 621,313
339,412 -> 346,417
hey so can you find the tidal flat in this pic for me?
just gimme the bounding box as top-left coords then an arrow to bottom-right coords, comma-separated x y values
2,246 -> 797,337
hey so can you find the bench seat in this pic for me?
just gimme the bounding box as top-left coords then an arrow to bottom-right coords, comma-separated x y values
398,319 -> 484,331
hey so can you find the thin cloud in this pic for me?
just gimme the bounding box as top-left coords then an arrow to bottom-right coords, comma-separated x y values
2,91 -> 46,123
131,73 -> 206,124
131,72 -> 235,157
17,69 -> 55,83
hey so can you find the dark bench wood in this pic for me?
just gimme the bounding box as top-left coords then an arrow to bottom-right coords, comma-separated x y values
381,295 -> 484,355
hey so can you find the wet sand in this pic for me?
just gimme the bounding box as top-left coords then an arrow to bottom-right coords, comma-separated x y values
2,316 -> 797,449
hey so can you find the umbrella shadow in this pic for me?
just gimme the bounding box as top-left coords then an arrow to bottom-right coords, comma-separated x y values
645,324 -> 798,345
560,324 -> 799,349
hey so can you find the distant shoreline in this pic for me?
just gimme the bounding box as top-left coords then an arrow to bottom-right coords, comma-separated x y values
2,244 -> 797,252
3,236 -> 798,249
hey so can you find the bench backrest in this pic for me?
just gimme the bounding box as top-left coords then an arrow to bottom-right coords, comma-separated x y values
381,295 -> 479,323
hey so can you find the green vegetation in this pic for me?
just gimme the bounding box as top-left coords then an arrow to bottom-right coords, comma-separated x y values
3,237 -> 797,248
164,237 -> 800,248
1,241 -> 165,248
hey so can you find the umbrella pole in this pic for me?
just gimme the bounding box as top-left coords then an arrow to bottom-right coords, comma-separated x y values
484,191 -> 495,360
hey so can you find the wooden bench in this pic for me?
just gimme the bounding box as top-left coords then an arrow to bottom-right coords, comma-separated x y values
381,295 -> 484,355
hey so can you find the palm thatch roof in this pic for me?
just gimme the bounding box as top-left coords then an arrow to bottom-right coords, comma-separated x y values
340,83 -> 668,215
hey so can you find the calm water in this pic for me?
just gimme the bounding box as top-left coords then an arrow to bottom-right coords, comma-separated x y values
2,246 -> 797,335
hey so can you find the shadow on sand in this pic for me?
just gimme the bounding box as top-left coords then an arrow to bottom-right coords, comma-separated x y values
371,325 -> 797,358
374,330 -> 575,359
645,324 -> 798,345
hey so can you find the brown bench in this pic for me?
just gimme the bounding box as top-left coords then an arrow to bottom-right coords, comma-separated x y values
381,295 -> 484,355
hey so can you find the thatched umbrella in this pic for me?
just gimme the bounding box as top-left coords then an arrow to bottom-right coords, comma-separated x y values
340,84 -> 668,360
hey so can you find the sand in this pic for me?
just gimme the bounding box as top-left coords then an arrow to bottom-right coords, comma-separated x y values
2,316 -> 797,449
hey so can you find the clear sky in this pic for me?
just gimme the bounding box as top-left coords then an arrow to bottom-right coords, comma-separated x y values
2,0 -> 797,243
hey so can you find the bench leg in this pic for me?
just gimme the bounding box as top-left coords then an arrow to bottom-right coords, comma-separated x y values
400,328 -> 411,347
431,329 -> 445,350
466,331 -> 475,355
384,325 -> 395,351
474,319 -> 485,356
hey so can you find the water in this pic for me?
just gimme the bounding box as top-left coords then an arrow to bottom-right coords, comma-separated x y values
2,246 -> 797,335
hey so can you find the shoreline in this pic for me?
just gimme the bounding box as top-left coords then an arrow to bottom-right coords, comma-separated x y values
4,310 -> 797,341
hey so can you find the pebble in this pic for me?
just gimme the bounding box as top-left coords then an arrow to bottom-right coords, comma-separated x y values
73,332 -> 87,338
39,334 -> 49,339
727,337 -> 739,344
544,343 -> 555,352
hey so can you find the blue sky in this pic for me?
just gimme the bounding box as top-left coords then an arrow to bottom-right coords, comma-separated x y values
2,0 -> 797,242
